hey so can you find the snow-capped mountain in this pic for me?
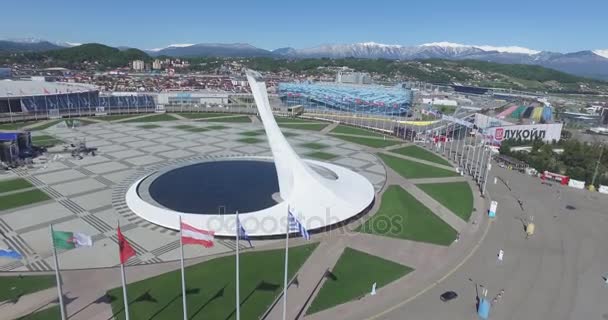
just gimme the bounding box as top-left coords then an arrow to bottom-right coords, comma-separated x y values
146,43 -> 273,57
273,42 -> 608,80
1,38 -> 607,79
277,41 -> 543,59
593,49 -> 608,59
147,44 -> 195,52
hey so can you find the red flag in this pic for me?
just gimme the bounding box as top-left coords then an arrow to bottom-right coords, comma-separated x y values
181,222 -> 215,248
117,226 -> 136,264
43,88 -> 50,94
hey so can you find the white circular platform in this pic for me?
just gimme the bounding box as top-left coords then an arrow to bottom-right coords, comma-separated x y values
125,157 -> 375,237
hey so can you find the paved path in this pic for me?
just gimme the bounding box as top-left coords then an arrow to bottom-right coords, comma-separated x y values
112,113 -> 157,123
22,119 -> 58,130
319,123 -> 338,134
265,240 -> 346,320
408,176 -> 468,184
375,166 -> 608,320
171,113 -> 189,120
385,166 -> 468,232
0,287 -> 58,320
377,150 -> 455,171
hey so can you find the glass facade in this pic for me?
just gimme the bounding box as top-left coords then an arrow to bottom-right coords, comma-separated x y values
7,92 -> 156,115
278,82 -> 412,116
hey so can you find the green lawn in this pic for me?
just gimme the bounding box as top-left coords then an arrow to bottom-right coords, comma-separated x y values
274,117 -> 323,124
331,135 -> 402,148
173,124 -> 198,130
203,116 -> 251,123
239,131 -> 263,137
0,275 -> 56,302
357,185 -> 457,245
173,124 -> 209,132
390,145 -> 450,166
107,243 -> 318,320
0,189 -> 51,211
0,122 -> 30,130
122,114 -> 177,122
279,123 -> 327,131
307,248 -> 413,315
330,125 -> 385,138
139,124 -> 161,129
17,305 -> 60,320
281,132 -> 298,137
31,135 -> 64,147
92,114 -> 141,121
417,182 -> 474,221
206,125 -> 228,130
237,137 -> 263,144
29,120 -> 64,131
0,178 -> 33,194
378,153 -> 457,179
305,151 -> 338,160
176,113 -> 238,119
300,142 -> 328,149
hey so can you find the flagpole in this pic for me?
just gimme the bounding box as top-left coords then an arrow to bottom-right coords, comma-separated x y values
50,225 -> 67,320
282,207 -> 290,320
235,211 -> 241,320
119,221 -> 130,320
179,215 -> 188,320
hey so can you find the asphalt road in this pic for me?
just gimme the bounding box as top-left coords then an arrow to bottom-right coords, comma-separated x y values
380,165 -> 608,320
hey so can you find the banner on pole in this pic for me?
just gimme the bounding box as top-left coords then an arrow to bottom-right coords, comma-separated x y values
489,200 -> 498,218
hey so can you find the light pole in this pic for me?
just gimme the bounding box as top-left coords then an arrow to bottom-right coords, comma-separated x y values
591,144 -> 604,187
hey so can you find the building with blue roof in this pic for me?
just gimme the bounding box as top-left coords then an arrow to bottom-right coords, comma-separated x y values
278,82 -> 413,116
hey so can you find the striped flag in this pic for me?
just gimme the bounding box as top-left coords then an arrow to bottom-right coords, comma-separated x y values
237,217 -> 252,247
288,211 -> 310,240
181,222 -> 215,248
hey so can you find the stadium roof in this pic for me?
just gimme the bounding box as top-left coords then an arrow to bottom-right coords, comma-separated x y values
0,80 -> 97,98
278,82 -> 412,107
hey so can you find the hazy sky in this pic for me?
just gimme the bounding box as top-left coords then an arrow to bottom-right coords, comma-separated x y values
1,0 -> 606,52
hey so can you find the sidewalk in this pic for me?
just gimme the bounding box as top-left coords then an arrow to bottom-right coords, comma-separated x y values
264,239 -> 345,320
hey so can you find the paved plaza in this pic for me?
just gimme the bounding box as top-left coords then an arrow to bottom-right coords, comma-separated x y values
0,120 -> 387,271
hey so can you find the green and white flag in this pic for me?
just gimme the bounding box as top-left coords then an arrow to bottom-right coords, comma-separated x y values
52,231 -> 93,250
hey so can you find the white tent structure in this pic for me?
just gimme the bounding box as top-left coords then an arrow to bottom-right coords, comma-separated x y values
125,70 -> 375,236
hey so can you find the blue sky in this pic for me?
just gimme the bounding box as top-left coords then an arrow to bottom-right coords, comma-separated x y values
1,0 -> 606,52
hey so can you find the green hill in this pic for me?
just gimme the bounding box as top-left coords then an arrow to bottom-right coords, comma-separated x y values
46,43 -> 149,68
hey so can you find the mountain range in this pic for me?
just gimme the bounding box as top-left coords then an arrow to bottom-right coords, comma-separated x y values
1,38 -> 608,80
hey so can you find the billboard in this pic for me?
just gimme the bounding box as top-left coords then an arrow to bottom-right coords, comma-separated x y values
485,123 -> 563,142
474,113 -> 512,129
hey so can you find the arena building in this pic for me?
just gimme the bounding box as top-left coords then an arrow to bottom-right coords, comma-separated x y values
278,82 -> 413,116
0,80 -> 155,121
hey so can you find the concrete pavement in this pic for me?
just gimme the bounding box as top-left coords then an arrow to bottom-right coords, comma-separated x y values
375,166 -> 608,320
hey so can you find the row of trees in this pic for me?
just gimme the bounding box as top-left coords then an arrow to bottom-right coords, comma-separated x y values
499,138 -> 608,186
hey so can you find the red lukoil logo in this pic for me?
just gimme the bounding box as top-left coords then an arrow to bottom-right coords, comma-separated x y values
495,128 -> 504,141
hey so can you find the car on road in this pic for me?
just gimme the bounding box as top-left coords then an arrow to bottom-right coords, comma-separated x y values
440,291 -> 458,302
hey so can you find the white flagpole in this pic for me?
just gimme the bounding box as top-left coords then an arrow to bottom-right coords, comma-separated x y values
179,216 -> 187,320
236,211 -> 241,320
119,220 -> 130,320
282,207 -> 290,320
120,263 -> 130,320
50,225 -> 67,320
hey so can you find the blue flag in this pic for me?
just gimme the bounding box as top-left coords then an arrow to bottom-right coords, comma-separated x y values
0,248 -> 22,260
237,217 -> 252,247
288,211 -> 310,240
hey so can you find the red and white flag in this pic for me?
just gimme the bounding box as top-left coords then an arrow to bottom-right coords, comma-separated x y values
181,222 -> 214,248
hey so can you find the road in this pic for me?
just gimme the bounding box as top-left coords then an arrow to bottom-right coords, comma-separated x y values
379,166 -> 608,320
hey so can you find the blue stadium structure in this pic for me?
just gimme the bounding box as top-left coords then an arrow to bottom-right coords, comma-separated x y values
0,81 -> 155,121
279,82 -> 413,116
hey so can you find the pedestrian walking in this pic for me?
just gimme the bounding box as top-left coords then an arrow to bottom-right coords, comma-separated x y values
497,249 -> 504,263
